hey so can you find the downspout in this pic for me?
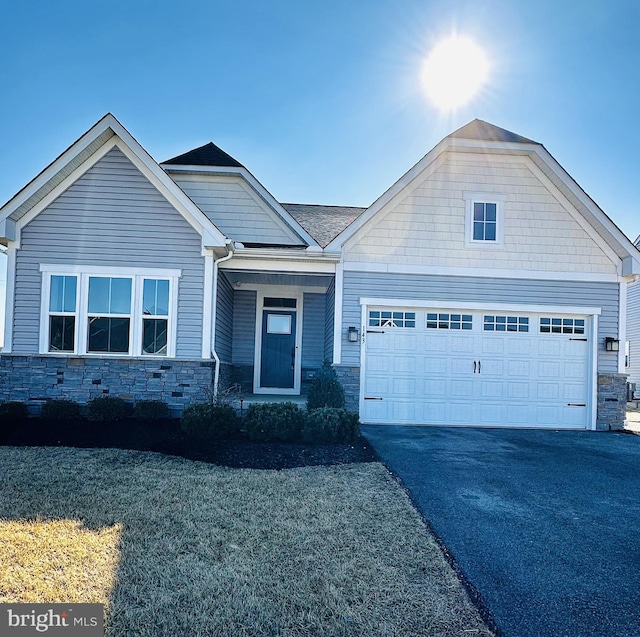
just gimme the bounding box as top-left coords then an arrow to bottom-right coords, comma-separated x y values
211,241 -> 234,397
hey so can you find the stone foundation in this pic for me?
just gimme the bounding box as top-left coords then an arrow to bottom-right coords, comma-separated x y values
0,355 -> 214,416
596,373 -> 628,431
334,365 -> 360,413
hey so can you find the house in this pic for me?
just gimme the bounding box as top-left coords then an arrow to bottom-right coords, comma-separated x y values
626,236 -> 640,396
1,114 -> 638,430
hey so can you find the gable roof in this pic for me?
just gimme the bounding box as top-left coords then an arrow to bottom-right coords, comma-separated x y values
282,203 -> 366,247
325,119 -> 640,274
163,142 -> 243,168
448,119 -> 539,145
0,114 -> 229,250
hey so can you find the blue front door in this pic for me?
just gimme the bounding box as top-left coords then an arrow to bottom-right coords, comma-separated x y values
260,309 -> 296,388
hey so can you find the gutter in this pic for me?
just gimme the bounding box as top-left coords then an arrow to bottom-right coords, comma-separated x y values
211,242 -> 235,396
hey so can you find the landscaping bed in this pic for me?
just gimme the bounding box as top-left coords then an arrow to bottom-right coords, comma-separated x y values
0,416 -> 377,470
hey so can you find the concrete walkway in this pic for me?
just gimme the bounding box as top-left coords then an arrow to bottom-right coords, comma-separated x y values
363,425 -> 640,637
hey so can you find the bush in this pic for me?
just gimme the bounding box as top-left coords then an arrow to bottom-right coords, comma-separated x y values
87,396 -> 132,422
181,403 -> 240,441
134,400 -> 171,421
41,399 -> 82,421
302,408 -> 360,444
0,402 -> 28,441
306,362 -> 345,410
244,402 -> 304,442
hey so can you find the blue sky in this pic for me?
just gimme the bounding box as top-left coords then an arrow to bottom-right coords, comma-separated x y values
1,0 -> 640,343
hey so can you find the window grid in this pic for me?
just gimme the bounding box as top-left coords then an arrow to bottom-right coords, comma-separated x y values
426,313 -> 473,330
483,315 -> 529,332
540,317 -> 585,335
369,310 -> 416,328
472,202 -> 497,242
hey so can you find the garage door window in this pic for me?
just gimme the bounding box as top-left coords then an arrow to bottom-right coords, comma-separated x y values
484,315 -> 529,332
426,313 -> 473,330
540,317 -> 585,334
369,310 -> 416,328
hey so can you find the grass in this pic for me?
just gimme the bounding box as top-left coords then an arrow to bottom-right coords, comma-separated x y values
0,447 -> 493,636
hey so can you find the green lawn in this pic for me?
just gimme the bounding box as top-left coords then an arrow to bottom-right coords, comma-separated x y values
0,447 -> 493,636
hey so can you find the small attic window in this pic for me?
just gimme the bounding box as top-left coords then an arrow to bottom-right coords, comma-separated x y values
464,192 -> 504,248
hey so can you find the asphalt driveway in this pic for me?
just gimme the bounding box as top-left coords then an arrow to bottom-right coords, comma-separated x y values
363,426 -> 640,637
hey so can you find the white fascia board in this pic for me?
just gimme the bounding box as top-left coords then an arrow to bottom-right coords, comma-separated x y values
622,256 -> 640,276
343,260 -> 620,283
359,297 -> 602,316
163,163 -> 318,247
533,145 -> 640,262
223,255 -> 337,274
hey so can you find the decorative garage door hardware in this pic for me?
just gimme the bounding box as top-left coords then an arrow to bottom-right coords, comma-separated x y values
473,360 -> 482,373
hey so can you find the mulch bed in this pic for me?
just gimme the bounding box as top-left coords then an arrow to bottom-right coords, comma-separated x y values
0,418 -> 378,470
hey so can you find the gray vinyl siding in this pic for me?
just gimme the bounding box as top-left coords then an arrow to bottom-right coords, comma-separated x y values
170,173 -> 303,245
215,273 -> 234,363
12,147 -> 205,358
342,271 -> 619,372
231,290 -> 256,365
302,293 -> 325,368
324,278 -> 335,362
627,280 -> 640,386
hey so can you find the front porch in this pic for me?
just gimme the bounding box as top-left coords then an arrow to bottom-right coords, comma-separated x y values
215,268 -> 336,398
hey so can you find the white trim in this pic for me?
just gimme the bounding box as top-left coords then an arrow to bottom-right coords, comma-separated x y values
464,192 -> 505,248
253,288 -> 303,395
226,253 -> 338,270
333,262 -> 344,364
202,254 -> 214,359
358,301 -> 367,418
619,280 -> 627,373
40,263 -> 182,277
3,244 -> 17,353
591,313 -> 599,430
38,267 -> 180,358
359,297 -> 602,316
342,260 -> 620,283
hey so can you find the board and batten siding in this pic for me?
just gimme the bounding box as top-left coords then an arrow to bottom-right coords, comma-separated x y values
12,147 -> 206,358
215,273 -> 234,363
626,280 -> 640,386
302,293 -> 325,369
231,290 -> 256,365
341,271 -> 619,373
345,151 -> 617,275
170,173 -> 302,245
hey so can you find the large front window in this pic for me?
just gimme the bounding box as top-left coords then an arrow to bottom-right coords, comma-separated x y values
40,266 -> 180,357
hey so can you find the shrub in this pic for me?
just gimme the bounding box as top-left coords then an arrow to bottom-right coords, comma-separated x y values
41,399 -> 82,421
0,401 -> 28,422
244,402 -> 304,442
181,403 -> 240,441
302,408 -> 360,444
134,400 -> 171,421
87,396 -> 132,422
306,362 -> 345,410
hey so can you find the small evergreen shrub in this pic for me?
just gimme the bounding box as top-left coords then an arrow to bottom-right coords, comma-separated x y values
87,396 -> 132,422
181,403 -> 240,441
306,362 -> 346,410
244,402 -> 304,442
41,399 -> 82,421
134,400 -> 171,421
0,402 -> 28,441
302,408 -> 360,444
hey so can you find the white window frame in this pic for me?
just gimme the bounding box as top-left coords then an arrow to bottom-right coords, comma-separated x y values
39,265 -> 181,357
464,192 -> 505,248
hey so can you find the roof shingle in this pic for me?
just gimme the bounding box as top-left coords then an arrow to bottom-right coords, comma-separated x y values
163,142 -> 243,168
282,203 -> 366,247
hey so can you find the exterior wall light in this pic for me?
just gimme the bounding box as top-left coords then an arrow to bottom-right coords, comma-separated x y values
605,337 -> 620,352
348,326 -> 359,343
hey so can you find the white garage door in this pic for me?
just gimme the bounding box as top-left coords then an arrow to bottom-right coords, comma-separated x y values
361,307 -> 591,428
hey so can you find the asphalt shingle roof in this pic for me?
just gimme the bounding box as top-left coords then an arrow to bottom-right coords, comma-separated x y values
448,119 -> 539,145
282,203 -> 367,247
163,142 -> 244,168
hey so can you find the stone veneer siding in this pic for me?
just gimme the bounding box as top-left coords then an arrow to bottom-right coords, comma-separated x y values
596,373 -> 627,431
0,355 -> 214,416
334,365 -> 360,413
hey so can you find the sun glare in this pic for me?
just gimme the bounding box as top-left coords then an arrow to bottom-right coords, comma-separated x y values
421,36 -> 489,110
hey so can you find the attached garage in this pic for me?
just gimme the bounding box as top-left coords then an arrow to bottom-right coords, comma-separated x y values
360,302 -> 598,429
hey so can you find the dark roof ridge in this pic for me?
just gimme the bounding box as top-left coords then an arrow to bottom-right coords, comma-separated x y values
448,119 -> 540,145
163,141 -> 243,168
